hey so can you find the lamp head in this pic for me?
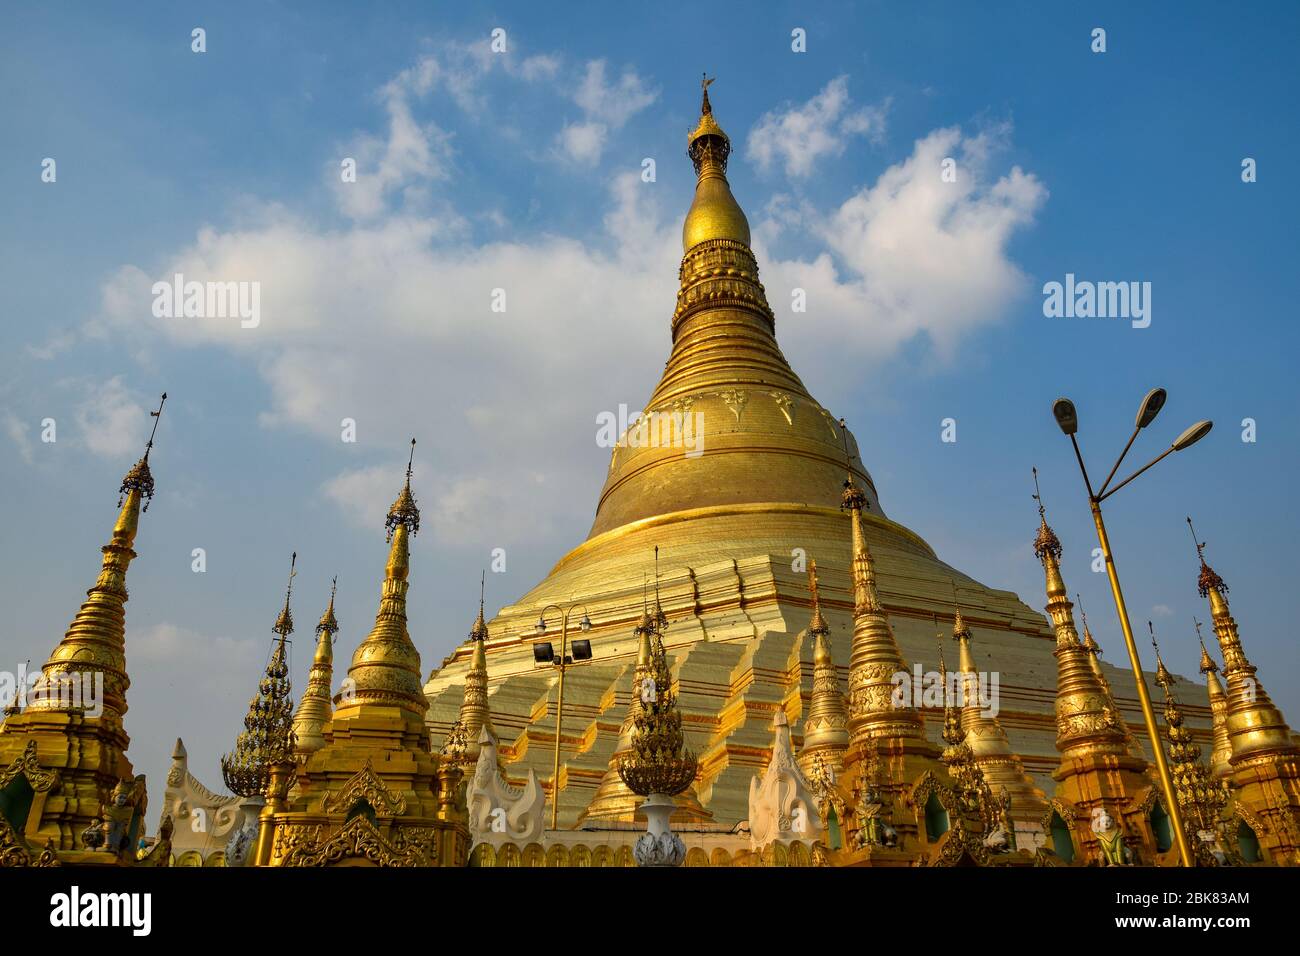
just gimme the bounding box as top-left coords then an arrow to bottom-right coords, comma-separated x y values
579,614 -> 592,632
1172,420 -> 1213,451
571,639 -> 592,661
534,616 -> 547,634
533,642 -> 555,665
1052,398 -> 1078,436
1135,387 -> 1167,429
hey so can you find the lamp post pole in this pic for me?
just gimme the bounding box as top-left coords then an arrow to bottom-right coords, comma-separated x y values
1053,390 -> 1212,868
536,602 -> 592,830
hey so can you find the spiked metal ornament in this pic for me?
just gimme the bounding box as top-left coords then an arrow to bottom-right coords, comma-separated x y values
221,554 -> 299,797
617,625 -> 698,798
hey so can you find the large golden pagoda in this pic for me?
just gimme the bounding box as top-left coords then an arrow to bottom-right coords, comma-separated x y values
423,81 -> 1208,837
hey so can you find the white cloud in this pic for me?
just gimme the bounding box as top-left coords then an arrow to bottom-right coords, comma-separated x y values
87,56 -> 1042,556
747,76 -> 889,179
556,60 -> 658,165
73,376 -> 148,460
757,123 -> 1047,364
2,410 -> 34,465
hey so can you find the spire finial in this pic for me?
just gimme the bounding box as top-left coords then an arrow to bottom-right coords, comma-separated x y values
1187,515 -> 1227,596
1194,617 -> 1218,674
838,418 -> 867,512
1031,467 -> 1062,560
386,439 -> 421,541
316,576 -> 339,636
274,551 -> 297,637
118,392 -> 167,510
934,613 -> 947,679
1149,620 -> 1173,688
807,559 -> 828,635
701,73 -> 714,114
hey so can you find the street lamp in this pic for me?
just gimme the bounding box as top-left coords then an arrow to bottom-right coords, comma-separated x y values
534,602 -> 593,829
1052,388 -> 1211,868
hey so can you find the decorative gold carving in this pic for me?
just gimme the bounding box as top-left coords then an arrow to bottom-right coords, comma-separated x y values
0,740 -> 60,793
321,761 -> 408,816
279,815 -> 435,867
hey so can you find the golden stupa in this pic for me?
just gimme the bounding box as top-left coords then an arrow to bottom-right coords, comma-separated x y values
421,81 -> 1202,829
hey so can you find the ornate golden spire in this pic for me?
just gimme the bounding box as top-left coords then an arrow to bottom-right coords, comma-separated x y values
292,577 -> 337,758
841,420 -> 929,760
682,76 -> 752,251
1032,470 -> 1128,757
798,560 -> 849,777
1149,621 -> 1226,839
951,594 -> 1046,817
1076,593 -> 1145,760
936,621 -> 987,814
222,553 -> 299,796
337,440 -> 428,722
617,603 -> 698,797
29,393 -> 167,722
1196,618 -> 1233,781
453,572 -> 495,764
1187,517 -> 1298,768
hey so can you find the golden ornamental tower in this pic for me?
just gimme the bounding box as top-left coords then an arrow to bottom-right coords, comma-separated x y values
1189,518 -> 1300,864
1196,619 -> 1234,782
797,560 -> 849,780
292,580 -> 338,759
0,394 -> 166,865
841,454 -> 937,776
449,576 -> 495,768
1033,482 -> 1153,865
1076,598 -> 1148,764
950,605 -> 1046,830
260,441 -> 469,867
1149,624 -> 1227,858
222,554 -> 299,797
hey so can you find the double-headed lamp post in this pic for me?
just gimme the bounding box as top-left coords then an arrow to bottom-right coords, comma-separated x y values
534,602 -> 593,830
1052,388 -> 1212,868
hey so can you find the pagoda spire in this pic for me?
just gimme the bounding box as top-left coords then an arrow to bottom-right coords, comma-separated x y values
1076,593 -> 1146,761
28,392 -> 168,723
1187,517 -> 1300,862
798,560 -> 849,779
222,553 -> 299,797
1196,618 -> 1233,781
292,578 -> 338,758
1032,470 -> 1130,759
335,440 -> 427,722
1149,621 -> 1226,842
1033,469 -> 1151,864
453,571 -> 495,765
950,594 -> 1046,823
841,420 -> 929,757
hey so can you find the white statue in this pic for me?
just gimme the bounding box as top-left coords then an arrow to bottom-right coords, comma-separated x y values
748,711 -> 823,849
466,727 -> 545,847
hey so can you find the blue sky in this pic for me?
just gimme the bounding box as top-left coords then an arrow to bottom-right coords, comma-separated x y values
2,2 -> 1297,801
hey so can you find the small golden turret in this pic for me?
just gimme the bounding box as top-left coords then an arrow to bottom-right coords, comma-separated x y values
451,572 -> 495,766
28,393 -> 168,724
951,599 -> 1046,823
1032,474 -> 1129,760
335,440 -> 427,723
1076,595 -> 1146,762
1034,470 -> 1151,864
841,422 -> 930,758
292,579 -> 338,759
1149,621 -> 1225,842
1187,518 -> 1300,863
1196,618 -> 1234,781
616,600 -> 698,798
797,560 -> 849,779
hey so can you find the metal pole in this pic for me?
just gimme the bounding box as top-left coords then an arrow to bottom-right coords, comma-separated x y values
1090,499 -> 1195,867
550,610 -> 570,830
